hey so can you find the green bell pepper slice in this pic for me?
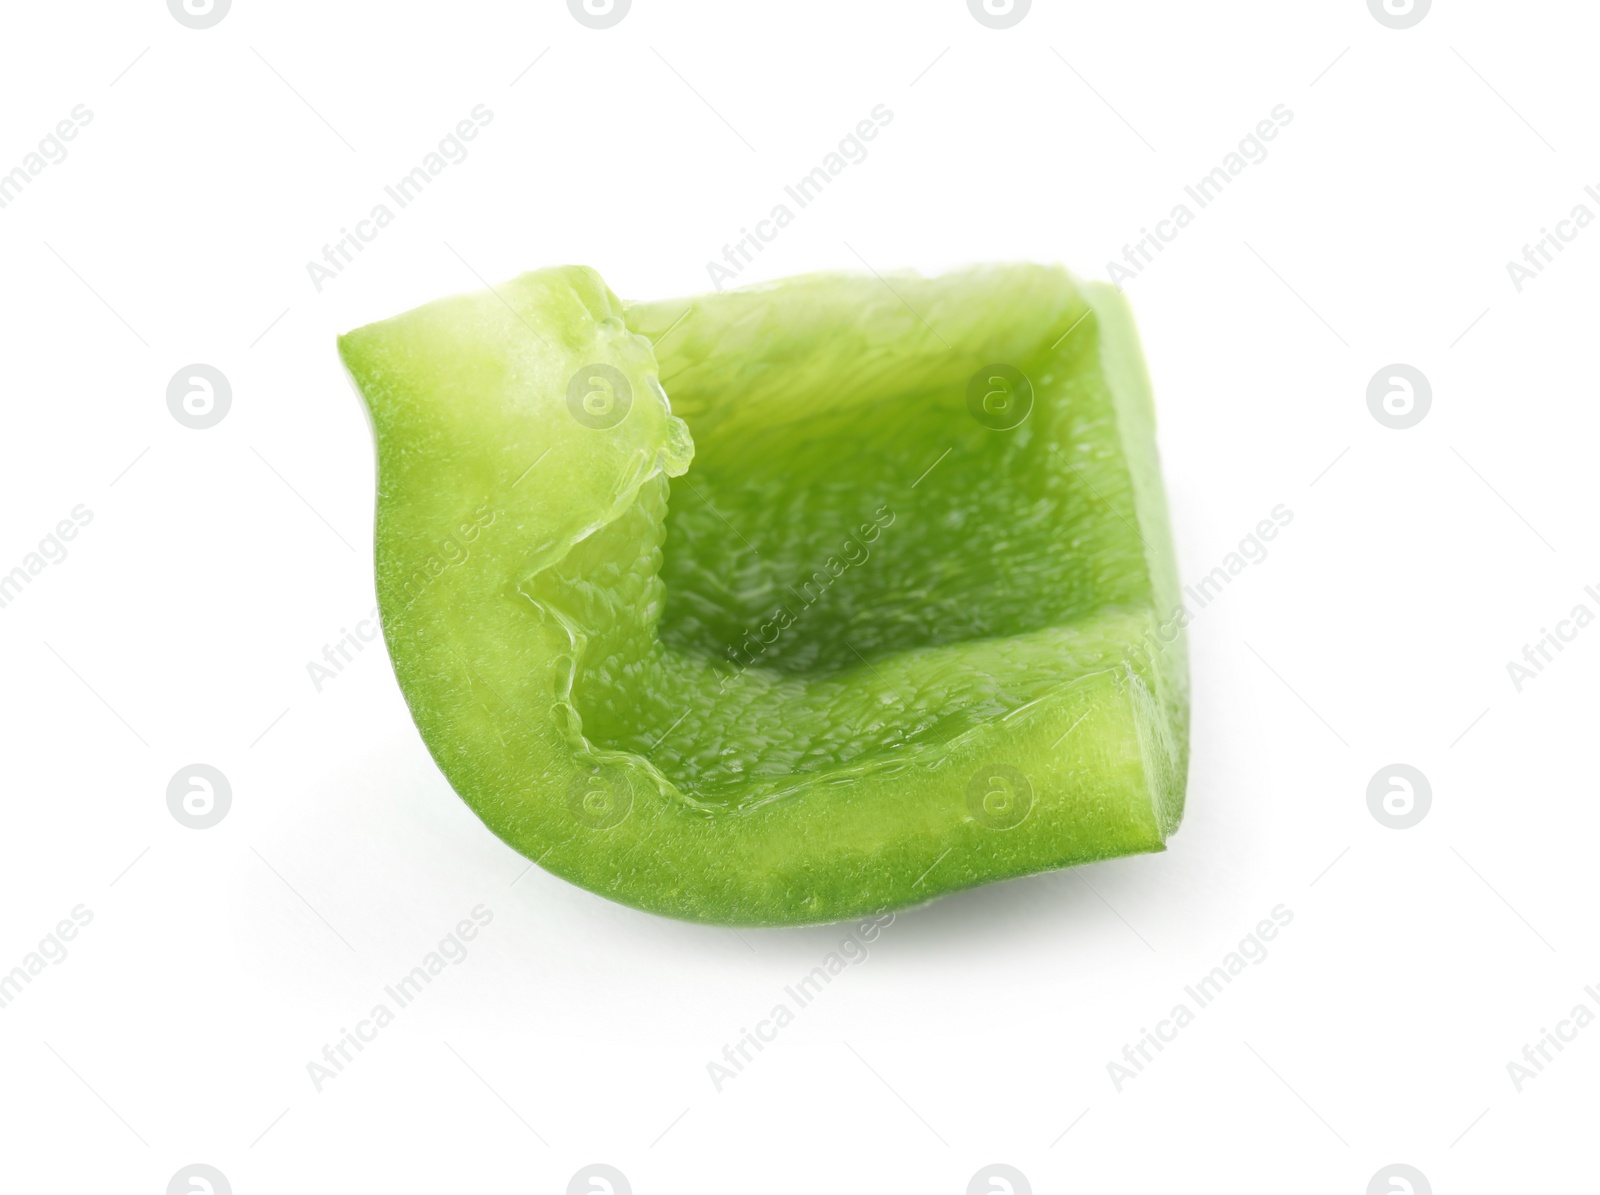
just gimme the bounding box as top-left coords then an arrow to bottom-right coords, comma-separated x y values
339,263 -> 1187,926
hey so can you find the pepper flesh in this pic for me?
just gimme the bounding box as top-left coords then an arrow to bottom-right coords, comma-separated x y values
340,263 -> 1188,926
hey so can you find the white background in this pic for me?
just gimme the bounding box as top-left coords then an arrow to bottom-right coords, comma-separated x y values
1,1 -> 1595,1191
